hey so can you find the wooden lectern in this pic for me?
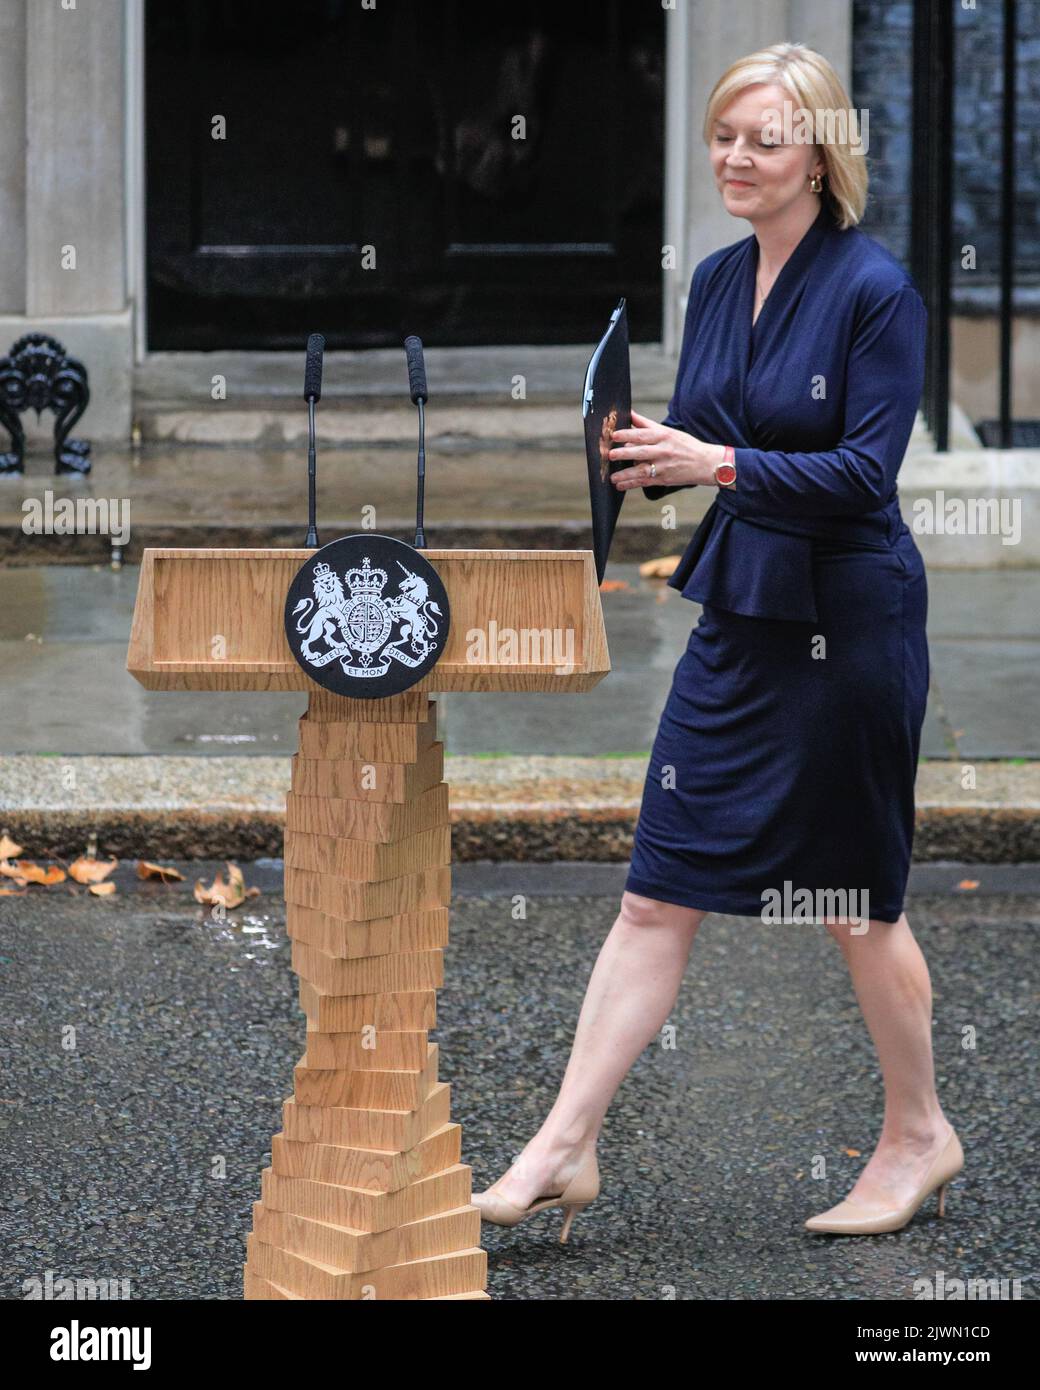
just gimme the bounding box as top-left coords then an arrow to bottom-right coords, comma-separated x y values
127,546 -> 610,1300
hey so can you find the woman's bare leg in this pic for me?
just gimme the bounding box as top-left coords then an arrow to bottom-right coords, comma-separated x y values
823,912 -> 953,1208
485,891 -> 705,1210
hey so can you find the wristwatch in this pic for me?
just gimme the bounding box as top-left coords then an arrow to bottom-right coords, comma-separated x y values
713,445 -> 737,488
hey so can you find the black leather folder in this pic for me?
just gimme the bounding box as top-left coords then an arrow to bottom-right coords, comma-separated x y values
582,299 -> 630,584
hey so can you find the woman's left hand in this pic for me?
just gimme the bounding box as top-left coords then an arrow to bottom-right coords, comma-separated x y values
609,409 -> 724,489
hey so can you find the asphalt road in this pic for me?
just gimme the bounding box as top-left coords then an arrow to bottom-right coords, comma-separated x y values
0,862 -> 1036,1302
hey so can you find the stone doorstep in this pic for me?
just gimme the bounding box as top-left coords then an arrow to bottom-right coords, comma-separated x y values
0,755 -> 1037,865
137,403 -> 601,447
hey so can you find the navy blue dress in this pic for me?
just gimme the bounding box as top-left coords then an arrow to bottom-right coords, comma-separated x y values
624,203 -> 929,925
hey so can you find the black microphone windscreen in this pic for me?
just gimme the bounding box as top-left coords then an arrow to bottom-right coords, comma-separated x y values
404,335 -> 428,404
304,332 -> 325,402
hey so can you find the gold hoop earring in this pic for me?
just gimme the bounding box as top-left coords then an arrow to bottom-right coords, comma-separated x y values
809,173 -> 823,195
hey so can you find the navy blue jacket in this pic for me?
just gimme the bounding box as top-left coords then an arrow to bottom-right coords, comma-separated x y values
643,203 -> 927,621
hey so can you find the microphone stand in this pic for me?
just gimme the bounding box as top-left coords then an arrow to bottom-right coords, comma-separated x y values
306,395 -> 319,548
414,397 -> 426,549
403,335 -> 428,550
302,330 -> 324,548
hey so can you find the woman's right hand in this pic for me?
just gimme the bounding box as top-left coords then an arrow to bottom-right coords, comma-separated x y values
609,410 -> 724,489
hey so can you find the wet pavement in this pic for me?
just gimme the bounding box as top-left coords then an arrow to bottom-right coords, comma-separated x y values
0,862 -> 1036,1302
1,561 -> 1038,758
0,439 -> 708,565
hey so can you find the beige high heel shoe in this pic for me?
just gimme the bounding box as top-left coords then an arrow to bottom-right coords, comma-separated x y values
805,1126 -> 964,1235
471,1149 -> 600,1243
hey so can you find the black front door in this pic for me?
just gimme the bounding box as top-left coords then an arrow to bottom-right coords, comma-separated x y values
146,0 -> 665,350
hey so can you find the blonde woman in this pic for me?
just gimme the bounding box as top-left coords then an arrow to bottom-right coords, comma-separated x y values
472,42 -> 963,1242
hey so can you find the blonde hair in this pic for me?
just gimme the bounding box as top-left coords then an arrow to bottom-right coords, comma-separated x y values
703,42 -> 868,229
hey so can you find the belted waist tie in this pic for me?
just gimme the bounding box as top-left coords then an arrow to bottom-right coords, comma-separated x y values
665,489 -> 906,623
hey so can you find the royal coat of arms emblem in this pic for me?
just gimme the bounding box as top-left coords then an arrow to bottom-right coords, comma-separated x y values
284,534 -> 450,698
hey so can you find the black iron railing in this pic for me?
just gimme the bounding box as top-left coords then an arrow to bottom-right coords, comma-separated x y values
912,0 -> 1025,451
910,0 -> 953,452
997,0 -> 1018,449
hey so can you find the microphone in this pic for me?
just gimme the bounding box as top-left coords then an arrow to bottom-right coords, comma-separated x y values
404,334 -> 428,405
304,332 -> 324,403
404,336 -> 428,547
302,332 -> 324,547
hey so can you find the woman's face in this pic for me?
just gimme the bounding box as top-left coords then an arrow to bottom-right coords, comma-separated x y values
708,81 -> 824,224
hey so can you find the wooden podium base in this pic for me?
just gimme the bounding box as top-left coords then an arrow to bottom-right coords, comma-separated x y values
243,689 -> 489,1300
128,545 -> 609,1299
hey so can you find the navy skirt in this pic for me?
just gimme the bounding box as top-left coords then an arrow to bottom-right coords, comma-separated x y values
624,528 -> 930,924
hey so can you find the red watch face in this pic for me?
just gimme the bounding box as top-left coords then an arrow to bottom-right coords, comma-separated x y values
715,462 -> 737,486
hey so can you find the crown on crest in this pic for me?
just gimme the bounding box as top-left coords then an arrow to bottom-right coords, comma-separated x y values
346,555 -> 387,595
312,561 -> 333,579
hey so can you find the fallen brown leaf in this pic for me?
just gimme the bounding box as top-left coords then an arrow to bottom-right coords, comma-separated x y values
639,555 -> 681,579
193,861 -> 259,910
844,1148 -> 861,1158
6,860 -> 65,886
137,861 -> 185,884
0,886 -> 27,896
0,833 -> 23,859
88,882 -> 117,897
68,856 -> 118,885
956,879 -> 979,891
598,578 -> 630,592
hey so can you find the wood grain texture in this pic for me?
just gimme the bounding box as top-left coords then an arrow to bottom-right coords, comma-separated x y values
243,690 -> 489,1299
131,553 -> 537,1299
127,548 -> 610,692
286,906 -> 449,961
